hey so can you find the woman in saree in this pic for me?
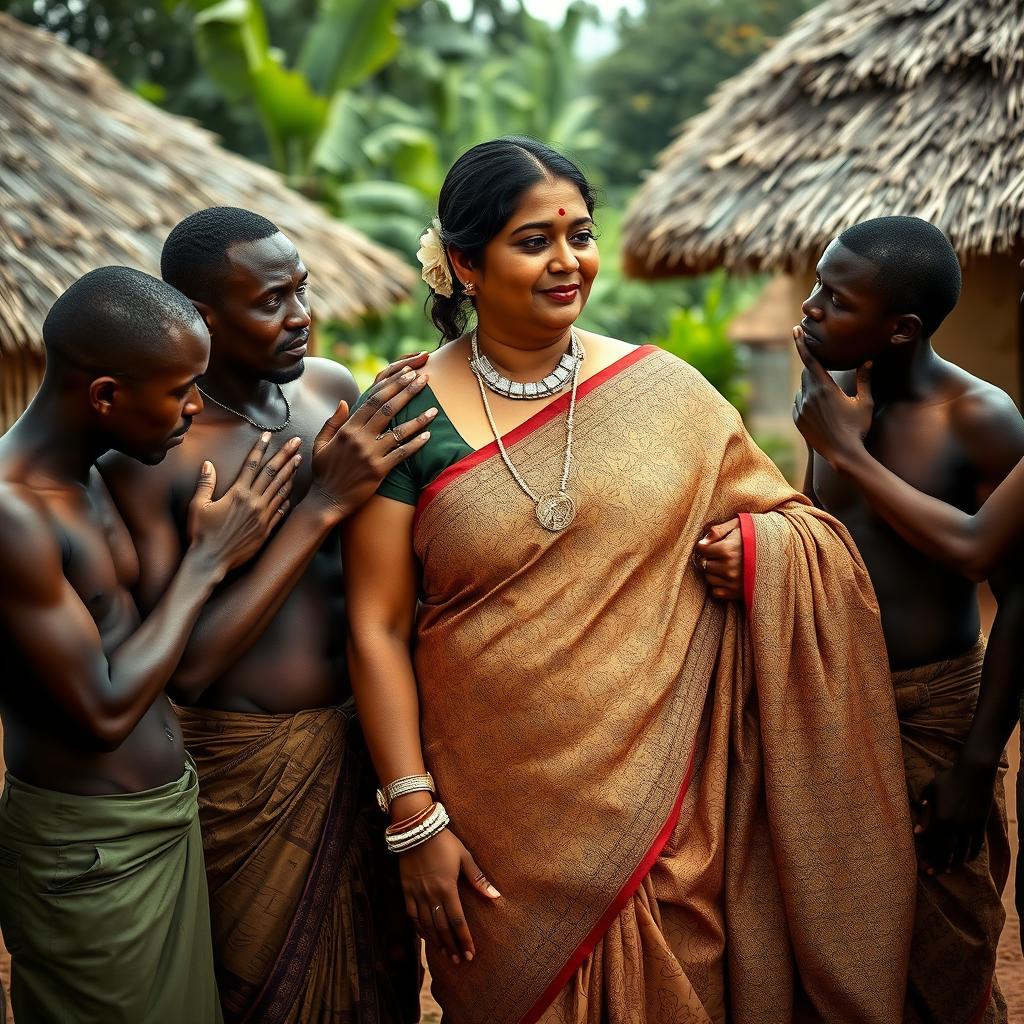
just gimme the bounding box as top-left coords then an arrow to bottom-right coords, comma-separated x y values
343,137 -> 918,1023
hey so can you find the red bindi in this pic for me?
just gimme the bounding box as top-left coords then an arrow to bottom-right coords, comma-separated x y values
558,208 -> 566,216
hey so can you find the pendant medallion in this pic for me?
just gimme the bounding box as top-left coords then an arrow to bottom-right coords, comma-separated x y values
535,492 -> 576,532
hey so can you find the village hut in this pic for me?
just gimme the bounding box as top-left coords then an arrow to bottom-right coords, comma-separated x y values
621,0 -> 1024,433
0,14 -> 417,431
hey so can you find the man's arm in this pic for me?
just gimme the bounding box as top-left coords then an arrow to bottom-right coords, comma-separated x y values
794,334 -> 1024,579
915,393 -> 1024,869
104,363 -> 434,702
0,446 -> 290,748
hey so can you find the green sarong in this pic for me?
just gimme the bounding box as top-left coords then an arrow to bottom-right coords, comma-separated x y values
0,758 -> 222,1024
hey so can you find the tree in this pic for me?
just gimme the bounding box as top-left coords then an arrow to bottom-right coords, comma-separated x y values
589,0 -> 817,185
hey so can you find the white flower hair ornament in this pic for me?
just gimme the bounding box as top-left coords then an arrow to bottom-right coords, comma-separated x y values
416,218 -> 454,298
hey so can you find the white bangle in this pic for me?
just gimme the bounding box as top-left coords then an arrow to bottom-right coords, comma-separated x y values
376,772 -> 435,813
385,802 -> 450,854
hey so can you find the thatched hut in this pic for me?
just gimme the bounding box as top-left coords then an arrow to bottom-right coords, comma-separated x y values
622,0 -> 1024,415
0,14 -> 416,431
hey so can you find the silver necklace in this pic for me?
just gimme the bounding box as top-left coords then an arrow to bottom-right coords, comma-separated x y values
472,346 -> 581,532
196,383 -> 292,433
470,329 -> 583,399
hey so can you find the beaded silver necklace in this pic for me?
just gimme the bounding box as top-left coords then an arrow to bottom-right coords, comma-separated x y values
471,338 -> 581,532
470,329 -> 583,400
196,383 -> 292,433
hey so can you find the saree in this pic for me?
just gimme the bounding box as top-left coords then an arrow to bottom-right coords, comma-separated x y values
0,758 -> 221,1024
412,346 -> 916,1023
894,641 -> 1010,1024
177,703 -> 420,1024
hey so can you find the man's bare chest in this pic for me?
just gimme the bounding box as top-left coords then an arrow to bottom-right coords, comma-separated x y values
49,481 -> 140,644
816,408 -> 977,523
169,387 -> 335,522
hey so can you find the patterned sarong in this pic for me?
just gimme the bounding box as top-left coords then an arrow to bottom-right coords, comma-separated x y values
411,346 -> 917,1023
177,703 -> 420,1024
0,758 -> 221,1024
895,640 -> 1010,1024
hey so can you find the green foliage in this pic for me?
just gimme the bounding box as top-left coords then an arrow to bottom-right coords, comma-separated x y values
3,0 -> 795,417
651,272 -> 753,412
589,0 -> 816,184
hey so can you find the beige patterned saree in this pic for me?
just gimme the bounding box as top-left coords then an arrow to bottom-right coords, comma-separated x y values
413,346 -> 916,1024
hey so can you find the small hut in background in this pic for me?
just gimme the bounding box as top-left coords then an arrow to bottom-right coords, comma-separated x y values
622,0 -> 1024,463
0,14 -> 416,431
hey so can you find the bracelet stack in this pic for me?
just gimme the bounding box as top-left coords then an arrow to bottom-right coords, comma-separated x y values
385,801 -> 450,854
376,771 -> 435,813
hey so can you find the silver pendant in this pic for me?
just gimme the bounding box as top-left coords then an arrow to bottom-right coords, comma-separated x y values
535,492 -> 576,532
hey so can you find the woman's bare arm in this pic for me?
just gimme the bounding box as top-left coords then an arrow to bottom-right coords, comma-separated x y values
343,494 -> 499,966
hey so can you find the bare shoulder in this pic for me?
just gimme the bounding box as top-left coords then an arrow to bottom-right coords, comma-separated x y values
424,338 -> 465,372
0,482 -> 60,583
576,330 -> 638,365
298,356 -> 359,406
945,364 -> 1024,472
947,369 -> 1024,438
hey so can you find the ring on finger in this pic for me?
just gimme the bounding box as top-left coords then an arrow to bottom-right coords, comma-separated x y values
700,557 -> 709,572
375,426 -> 402,445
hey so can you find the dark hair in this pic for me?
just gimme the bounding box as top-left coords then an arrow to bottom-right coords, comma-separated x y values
43,266 -> 203,376
428,136 -> 597,341
161,206 -> 280,302
837,216 -> 962,337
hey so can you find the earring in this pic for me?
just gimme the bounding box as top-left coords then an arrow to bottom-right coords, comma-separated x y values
462,280 -> 476,297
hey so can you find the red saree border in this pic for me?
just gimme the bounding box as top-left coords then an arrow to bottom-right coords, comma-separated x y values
518,743 -> 698,1024
413,344 -> 660,531
738,511 -> 757,613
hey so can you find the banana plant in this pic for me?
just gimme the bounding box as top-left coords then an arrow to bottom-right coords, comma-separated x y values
171,0 -> 413,178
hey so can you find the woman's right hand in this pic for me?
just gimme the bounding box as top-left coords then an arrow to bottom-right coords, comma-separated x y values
187,432 -> 301,574
400,828 -> 500,964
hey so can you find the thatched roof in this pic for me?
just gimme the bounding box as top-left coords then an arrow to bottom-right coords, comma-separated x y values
0,14 -> 416,358
622,0 -> 1024,278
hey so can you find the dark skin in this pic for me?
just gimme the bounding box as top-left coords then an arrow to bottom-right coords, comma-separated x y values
100,231 -> 434,715
792,282 -> 1024,873
698,238 -> 1024,870
0,320 -> 297,796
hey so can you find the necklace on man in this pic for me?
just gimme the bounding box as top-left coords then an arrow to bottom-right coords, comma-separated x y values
471,335 -> 581,532
196,383 -> 292,433
470,328 -> 583,400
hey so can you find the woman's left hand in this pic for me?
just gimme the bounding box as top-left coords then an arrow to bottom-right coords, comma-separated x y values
695,517 -> 743,600
400,828 -> 500,965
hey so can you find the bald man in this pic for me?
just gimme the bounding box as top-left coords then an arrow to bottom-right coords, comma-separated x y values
0,267 -> 297,1024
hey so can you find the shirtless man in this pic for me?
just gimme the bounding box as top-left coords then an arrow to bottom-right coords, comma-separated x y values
100,207 -> 432,1022
0,266 -> 297,1024
787,260 -> 1024,953
697,216 -> 1024,1023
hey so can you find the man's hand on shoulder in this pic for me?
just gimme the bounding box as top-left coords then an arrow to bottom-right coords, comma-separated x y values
303,351 -> 430,409
308,365 -> 435,523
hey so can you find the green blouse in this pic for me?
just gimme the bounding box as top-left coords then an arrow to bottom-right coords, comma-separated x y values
361,383 -> 474,506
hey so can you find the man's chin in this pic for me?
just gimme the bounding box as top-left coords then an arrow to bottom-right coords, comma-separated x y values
127,449 -> 168,466
265,358 -> 306,385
